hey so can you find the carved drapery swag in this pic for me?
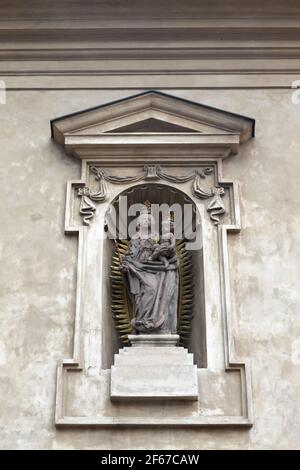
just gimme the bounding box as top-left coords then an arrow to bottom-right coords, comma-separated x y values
78,165 -> 226,226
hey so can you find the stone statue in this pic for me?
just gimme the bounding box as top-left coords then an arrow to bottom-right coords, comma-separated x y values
120,208 -> 179,334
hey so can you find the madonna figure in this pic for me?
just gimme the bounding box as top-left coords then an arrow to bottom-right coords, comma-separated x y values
120,209 -> 178,334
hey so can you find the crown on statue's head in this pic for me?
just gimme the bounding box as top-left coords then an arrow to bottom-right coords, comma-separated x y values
137,201 -> 154,226
140,200 -> 152,214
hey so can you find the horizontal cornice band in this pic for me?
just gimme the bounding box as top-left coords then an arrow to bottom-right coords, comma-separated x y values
1,18 -> 300,74
1,22 -> 300,68
1,0 -> 300,21
1,26 -> 300,43
2,47 -> 300,61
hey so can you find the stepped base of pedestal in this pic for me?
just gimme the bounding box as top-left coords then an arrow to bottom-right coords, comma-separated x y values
110,335 -> 198,401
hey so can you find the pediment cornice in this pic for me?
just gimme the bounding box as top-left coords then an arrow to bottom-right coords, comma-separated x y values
51,91 -> 254,160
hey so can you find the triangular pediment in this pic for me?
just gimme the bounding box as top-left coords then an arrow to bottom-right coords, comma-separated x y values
51,90 -> 255,146
107,118 -> 198,134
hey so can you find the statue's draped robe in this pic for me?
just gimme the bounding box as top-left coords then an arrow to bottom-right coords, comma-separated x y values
122,236 -> 178,334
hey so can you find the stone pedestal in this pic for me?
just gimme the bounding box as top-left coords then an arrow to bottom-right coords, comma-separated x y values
110,334 -> 198,401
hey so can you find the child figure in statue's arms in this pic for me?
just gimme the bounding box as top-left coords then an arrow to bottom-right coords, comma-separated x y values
150,218 -> 177,268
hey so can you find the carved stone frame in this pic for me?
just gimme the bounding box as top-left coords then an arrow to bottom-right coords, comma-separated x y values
52,91 -> 255,427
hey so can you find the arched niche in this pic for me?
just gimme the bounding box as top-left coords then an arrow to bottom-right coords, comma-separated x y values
101,183 -> 207,369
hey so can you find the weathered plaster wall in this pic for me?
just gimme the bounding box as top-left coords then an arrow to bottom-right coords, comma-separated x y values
0,89 -> 299,449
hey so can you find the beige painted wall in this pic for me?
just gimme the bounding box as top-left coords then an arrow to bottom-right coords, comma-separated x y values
0,88 -> 299,449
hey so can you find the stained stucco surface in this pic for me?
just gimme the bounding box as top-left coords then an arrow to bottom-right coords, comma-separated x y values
0,89 -> 299,449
